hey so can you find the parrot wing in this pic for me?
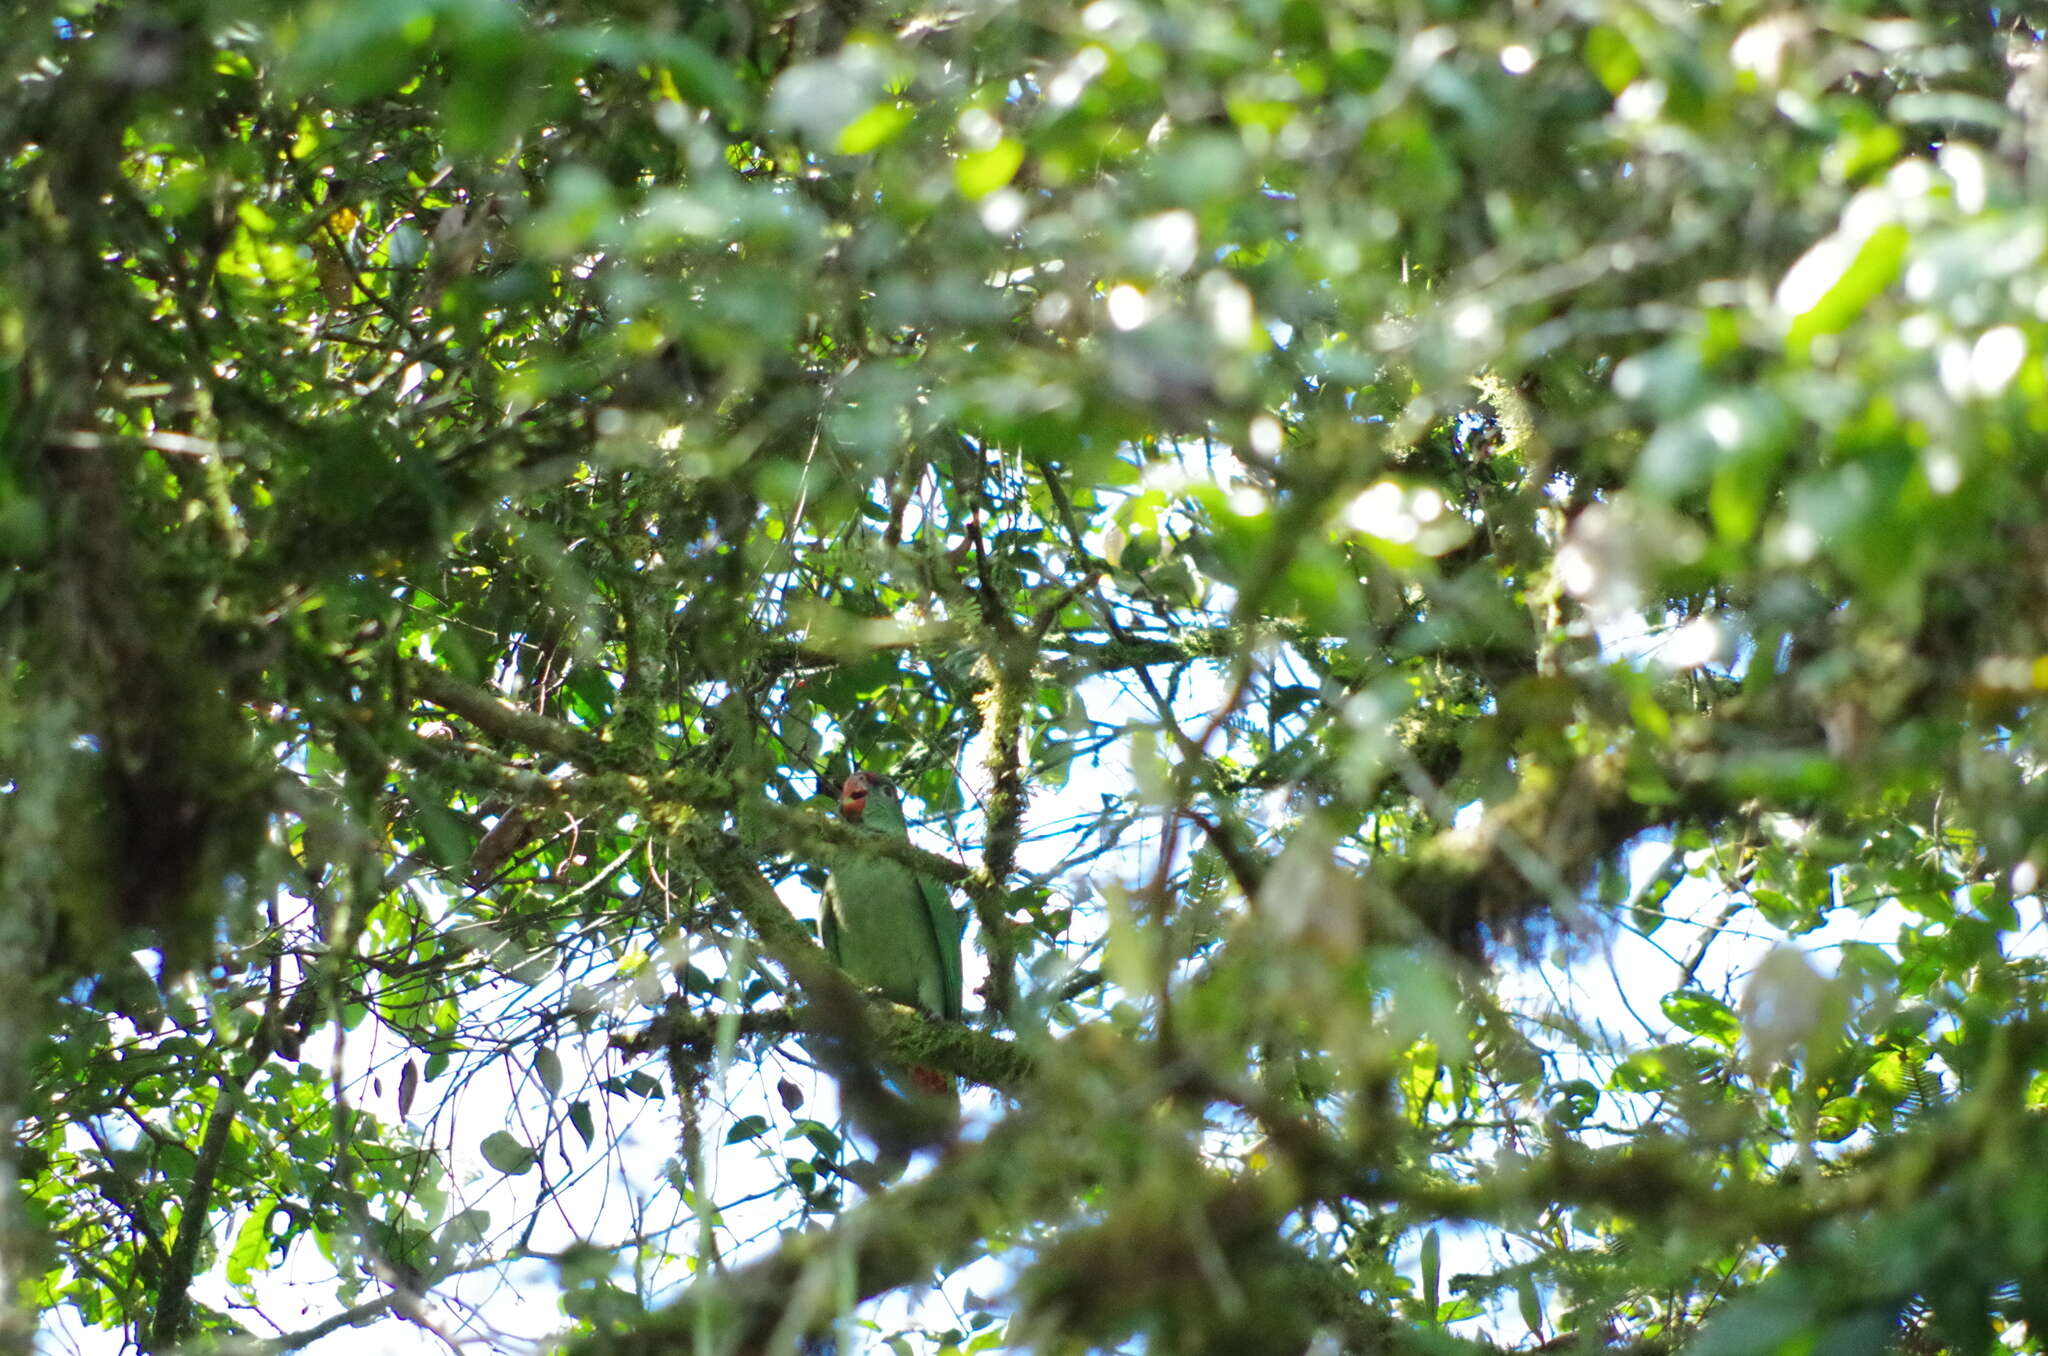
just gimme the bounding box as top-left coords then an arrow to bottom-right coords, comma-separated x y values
916,869 -> 963,1022
821,871 -> 844,965
824,850 -> 954,1016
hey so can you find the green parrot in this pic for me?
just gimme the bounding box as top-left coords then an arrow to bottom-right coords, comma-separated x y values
822,770 -> 963,1091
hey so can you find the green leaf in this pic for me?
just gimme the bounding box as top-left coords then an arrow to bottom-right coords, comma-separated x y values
1780,221 -> 1909,352
227,1204 -> 275,1286
837,102 -> 914,155
407,792 -> 475,871
1548,1080 -> 1600,1130
1817,1096 -> 1865,1142
788,1119 -> 842,1156
1751,887 -> 1812,931
1583,27 -> 1640,94
955,140 -> 1024,199
724,1114 -> 769,1146
1610,1049 -> 1676,1093
481,1132 -> 537,1176
652,35 -> 751,117
534,1046 -> 563,1099
1661,989 -> 1741,1047
1516,1272 -> 1543,1338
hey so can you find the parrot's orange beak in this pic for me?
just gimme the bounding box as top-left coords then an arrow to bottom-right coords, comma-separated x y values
839,774 -> 869,822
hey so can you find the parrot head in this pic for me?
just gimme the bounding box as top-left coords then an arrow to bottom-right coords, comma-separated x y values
839,770 -> 892,823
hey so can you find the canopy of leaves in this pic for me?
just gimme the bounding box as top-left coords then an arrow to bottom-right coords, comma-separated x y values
7,0 -> 2048,1353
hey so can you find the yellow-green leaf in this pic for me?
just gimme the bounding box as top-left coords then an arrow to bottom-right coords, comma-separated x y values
837,101 -> 913,155
955,139 -> 1023,199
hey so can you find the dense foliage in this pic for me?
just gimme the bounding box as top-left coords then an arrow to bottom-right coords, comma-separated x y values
8,0 -> 2048,1351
